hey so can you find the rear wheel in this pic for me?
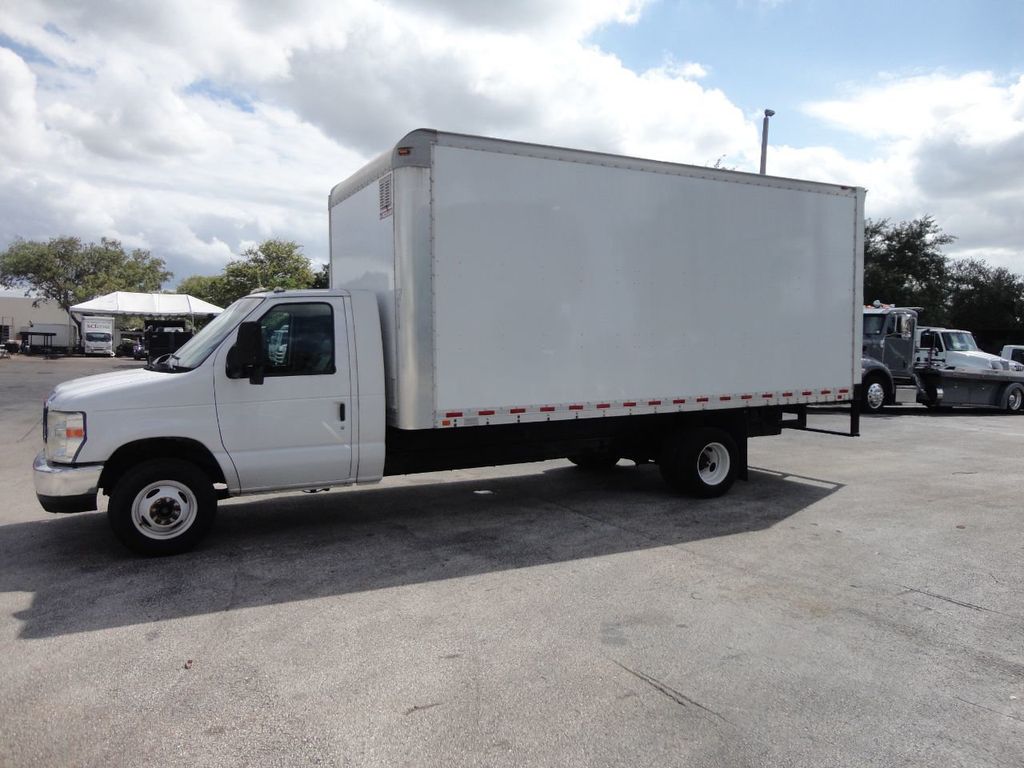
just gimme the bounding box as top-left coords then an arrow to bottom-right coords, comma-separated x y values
107,459 -> 217,556
1005,384 -> 1024,413
659,427 -> 738,498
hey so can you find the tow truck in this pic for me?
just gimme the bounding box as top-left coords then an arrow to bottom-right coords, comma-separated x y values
861,303 -> 1024,413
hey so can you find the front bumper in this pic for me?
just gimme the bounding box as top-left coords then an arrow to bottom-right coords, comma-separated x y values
33,452 -> 102,514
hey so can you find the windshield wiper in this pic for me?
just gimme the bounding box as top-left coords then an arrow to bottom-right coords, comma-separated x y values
167,354 -> 193,372
145,354 -> 176,372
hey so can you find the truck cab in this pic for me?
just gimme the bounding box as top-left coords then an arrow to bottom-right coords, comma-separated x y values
1000,345 -> 1024,366
862,305 -> 917,382
916,327 -> 1024,373
34,289 -> 387,553
860,304 -> 919,411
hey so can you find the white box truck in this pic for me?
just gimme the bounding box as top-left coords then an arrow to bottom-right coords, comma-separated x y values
82,316 -> 115,356
33,130 -> 865,555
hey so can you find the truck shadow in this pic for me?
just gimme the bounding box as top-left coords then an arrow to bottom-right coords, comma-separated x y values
3,463 -> 843,639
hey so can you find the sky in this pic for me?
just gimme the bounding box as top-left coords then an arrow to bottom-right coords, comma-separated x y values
1,0 -> 1023,289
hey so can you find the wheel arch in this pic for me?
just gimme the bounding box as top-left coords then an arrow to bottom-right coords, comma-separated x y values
862,366 -> 894,400
99,438 -> 229,496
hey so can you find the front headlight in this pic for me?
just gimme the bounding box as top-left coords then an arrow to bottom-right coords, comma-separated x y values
45,410 -> 86,463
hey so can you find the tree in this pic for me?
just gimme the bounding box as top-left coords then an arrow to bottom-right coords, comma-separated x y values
863,216 -> 955,324
311,262 -> 330,289
946,258 -> 1024,348
0,236 -> 172,316
176,274 -> 233,309
177,239 -> 317,306
220,239 -> 314,304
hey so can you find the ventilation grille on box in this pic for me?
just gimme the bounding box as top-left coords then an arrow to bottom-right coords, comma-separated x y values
379,174 -> 393,219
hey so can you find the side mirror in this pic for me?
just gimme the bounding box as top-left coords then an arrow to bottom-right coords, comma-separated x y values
226,321 -> 265,385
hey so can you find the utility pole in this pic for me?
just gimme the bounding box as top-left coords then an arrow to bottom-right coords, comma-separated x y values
759,109 -> 775,175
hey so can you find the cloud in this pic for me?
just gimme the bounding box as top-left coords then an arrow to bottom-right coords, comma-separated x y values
0,47 -> 47,159
386,0 -> 647,34
3,1 -> 1021,286
795,72 -> 1024,272
0,0 -> 755,287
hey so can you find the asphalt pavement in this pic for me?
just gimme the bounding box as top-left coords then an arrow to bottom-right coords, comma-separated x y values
1,354 -> 1021,767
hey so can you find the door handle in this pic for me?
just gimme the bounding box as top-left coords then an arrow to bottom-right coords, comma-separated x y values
339,403 -> 346,422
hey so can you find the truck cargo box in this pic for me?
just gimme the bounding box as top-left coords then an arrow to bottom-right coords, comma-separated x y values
330,130 -> 864,431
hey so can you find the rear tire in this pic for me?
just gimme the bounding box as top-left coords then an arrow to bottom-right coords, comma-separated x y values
1005,384 -> 1024,413
659,427 -> 738,498
107,459 -> 217,556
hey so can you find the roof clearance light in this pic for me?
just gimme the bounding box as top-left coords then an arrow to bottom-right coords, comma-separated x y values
397,147 -> 412,156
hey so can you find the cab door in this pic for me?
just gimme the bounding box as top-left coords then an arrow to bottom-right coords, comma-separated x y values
883,311 -> 915,376
214,298 -> 354,492
917,329 -> 945,367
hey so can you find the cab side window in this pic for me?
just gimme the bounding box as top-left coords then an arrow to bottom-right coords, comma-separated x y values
259,303 -> 335,376
919,331 -> 941,351
863,316 -> 885,337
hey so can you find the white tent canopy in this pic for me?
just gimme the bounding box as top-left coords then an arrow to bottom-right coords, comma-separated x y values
69,291 -> 223,317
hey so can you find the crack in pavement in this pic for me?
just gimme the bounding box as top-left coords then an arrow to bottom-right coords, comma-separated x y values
954,696 -> 1024,725
900,586 -> 1019,620
613,660 -> 732,725
405,702 -> 442,716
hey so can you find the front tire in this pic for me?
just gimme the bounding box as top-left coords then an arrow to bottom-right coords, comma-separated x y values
861,374 -> 888,413
107,459 -> 217,556
659,427 -> 738,498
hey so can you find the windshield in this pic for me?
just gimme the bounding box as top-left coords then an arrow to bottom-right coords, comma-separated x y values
168,297 -> 262,370
941,332 -> 978,352
85,332 -> 112,342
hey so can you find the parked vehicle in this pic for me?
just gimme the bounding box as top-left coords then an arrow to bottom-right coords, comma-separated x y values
33,129 -> 865,554
82,316 -> 115,356
861,303 -> 1024,412
19,322 -> 76,354
144,325 -> 192,364
1000,345 -> 1024,366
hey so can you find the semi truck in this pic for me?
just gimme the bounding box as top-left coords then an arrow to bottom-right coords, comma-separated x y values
33,129 -> 865,555
861,304 -> 1024,412
81,316 -> 115,356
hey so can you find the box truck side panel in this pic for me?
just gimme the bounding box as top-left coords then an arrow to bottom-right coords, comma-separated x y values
430,144 -> 858,417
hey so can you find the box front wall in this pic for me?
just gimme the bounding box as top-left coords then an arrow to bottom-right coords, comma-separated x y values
431,145 -> 859,413
330,175 -> 399,420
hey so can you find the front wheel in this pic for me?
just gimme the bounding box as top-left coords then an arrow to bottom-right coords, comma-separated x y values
107,459 -> 217,555
659,427 -> 738,498
860,374 -> 888,413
